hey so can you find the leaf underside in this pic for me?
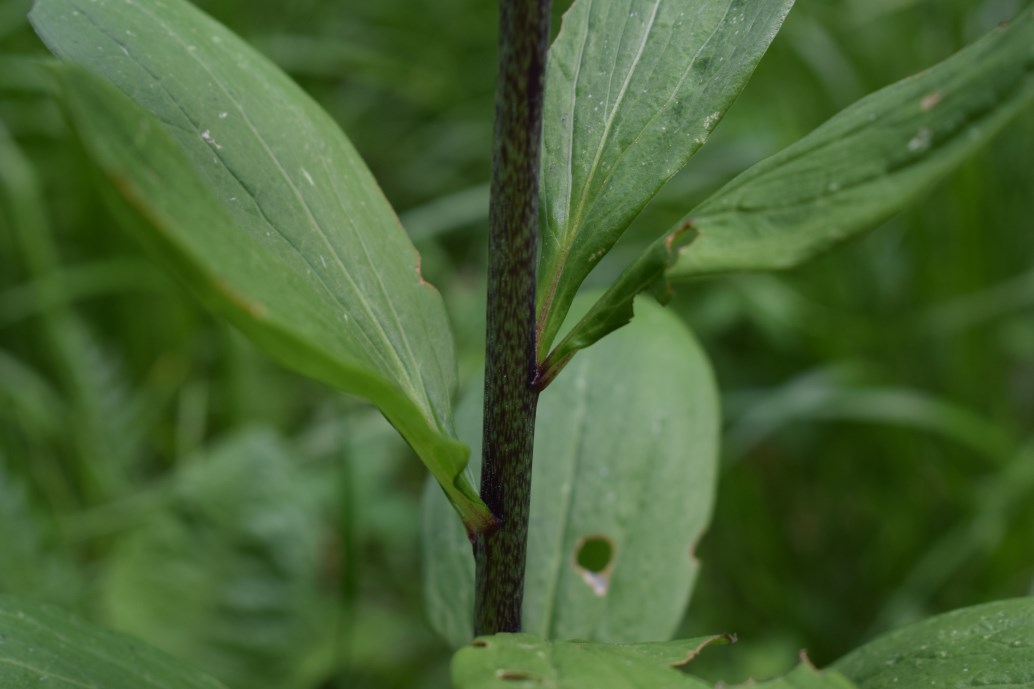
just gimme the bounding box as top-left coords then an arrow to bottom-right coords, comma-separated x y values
28,0 -> 491,533
537,0 -> 794,356
671,4 -> 1034,278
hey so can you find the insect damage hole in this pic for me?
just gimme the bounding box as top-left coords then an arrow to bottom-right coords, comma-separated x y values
574,534 -> 615,596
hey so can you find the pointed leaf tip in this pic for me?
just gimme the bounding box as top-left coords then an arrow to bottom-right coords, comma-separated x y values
29,0 -> 493,531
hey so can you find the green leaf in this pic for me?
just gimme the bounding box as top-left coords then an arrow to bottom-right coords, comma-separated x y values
833,598 -> 1034,689
671,6 -> 1034,278
28,0 -> 491,533
451,633 -> 729,689
731,663 -> 860,689
537,0 -> 794,355
0,594 -> 226,689
424,299 -> 719,646
101,429 -> 330,689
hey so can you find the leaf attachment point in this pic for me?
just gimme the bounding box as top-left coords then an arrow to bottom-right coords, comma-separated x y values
536,221 -> 696,389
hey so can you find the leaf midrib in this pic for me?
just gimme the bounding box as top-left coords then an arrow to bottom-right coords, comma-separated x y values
578,0 -> 736,213
539,0 -> 660,342
68,4 -> 401,387
696,77 -> 1033,222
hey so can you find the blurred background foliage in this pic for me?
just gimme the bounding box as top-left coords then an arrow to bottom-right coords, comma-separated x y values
1,0 -> 1032,686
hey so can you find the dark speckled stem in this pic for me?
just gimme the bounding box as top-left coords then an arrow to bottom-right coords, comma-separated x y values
473,0 -> 551,636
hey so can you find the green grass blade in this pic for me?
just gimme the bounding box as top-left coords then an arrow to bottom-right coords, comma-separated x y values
672,6 -> 1034,278
537,0 -> 794,355
28,0 -> 492,533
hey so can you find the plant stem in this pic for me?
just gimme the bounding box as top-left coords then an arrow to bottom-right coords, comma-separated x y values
474,0 -> 551,636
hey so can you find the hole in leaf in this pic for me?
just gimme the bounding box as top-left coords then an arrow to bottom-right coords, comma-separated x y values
573,534 -> 615,596
576,536 -> 613,572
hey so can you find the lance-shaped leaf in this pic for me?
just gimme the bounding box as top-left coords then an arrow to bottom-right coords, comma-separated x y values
451,633 -> 729,689
29,0 -> 492,533
537,0 -> 794,355
833,598 -> 1034,689
0,594 -> 226,688
672,6 -> 1034,278
424,300 -> 719,647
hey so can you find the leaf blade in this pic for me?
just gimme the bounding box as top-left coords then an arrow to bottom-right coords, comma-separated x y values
672,6 -> 1034,278
537,0 -> 794,354
0,594 -> 227,689
29,0 -> 491,532
451,633 -> 726,689
424,299 -> 720,645
833,598 -> 1034,689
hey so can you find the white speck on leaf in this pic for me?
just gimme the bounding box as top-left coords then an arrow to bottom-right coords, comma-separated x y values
703,112 -> 721,129
921,92 -> 942,111
908,127 -> 932,152
201,130 -> 222,150
302,168 -> 316,187
579,570 -> 609,596
218,111 -> 228,119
